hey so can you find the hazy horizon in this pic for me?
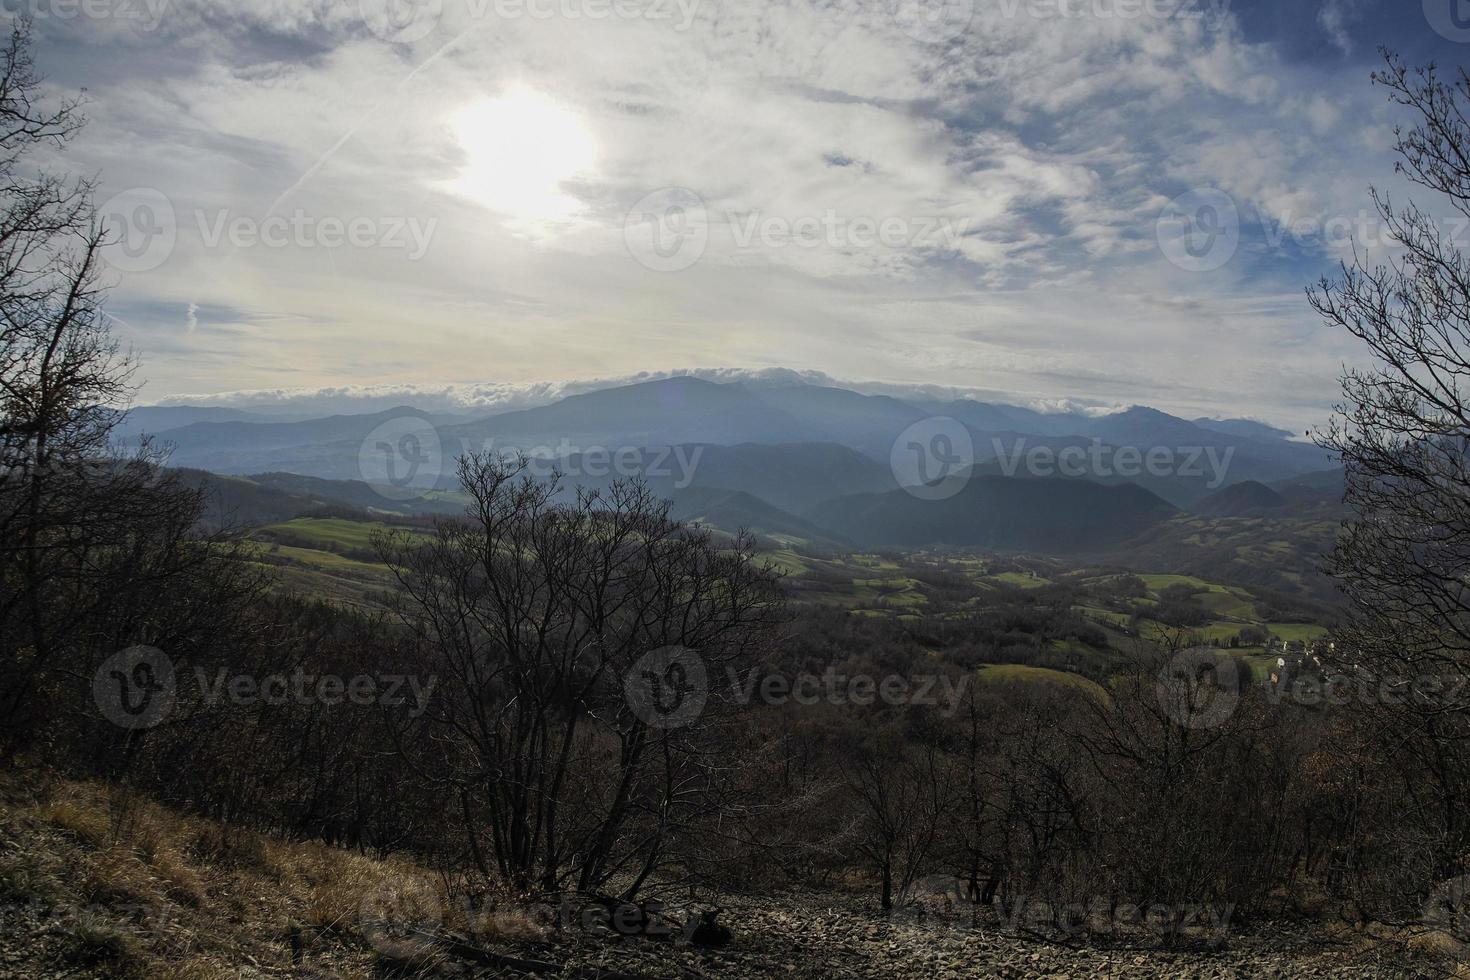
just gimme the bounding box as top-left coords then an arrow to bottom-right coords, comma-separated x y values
127,366 -> 1313,434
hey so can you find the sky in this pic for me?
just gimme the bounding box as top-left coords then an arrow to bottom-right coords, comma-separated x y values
13,0 -> 1467,429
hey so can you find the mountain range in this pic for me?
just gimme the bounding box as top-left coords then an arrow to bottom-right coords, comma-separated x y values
135,376 -> 1341,555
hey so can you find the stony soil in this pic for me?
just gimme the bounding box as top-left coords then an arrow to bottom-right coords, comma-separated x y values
449,891 -> 1446,979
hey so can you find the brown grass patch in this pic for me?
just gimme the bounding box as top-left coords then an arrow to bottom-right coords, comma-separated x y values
0,773 -> 544,978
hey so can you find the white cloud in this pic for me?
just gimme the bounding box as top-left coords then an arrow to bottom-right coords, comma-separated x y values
16,0 -> 1413,431
1318,0 -> 1364,55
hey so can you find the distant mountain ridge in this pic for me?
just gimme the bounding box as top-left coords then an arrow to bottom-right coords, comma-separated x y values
147,376 -> 1333,481
1191,480 -> 1289,518
135,375 -> 1339,551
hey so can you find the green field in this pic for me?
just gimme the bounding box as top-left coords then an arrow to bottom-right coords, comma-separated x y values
1076,605 -> 1130,626
244,518 -> 413,607
239,515 -> 1336,688
987,572 -> 1051,589
976,664 -> 1108,701
761,549 -> 812,576
255,517 -> 401,551
258,543 -> 394,576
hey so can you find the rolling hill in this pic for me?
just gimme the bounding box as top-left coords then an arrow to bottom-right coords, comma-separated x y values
1192,480 -> 1289,518
809,475 -> 1179,552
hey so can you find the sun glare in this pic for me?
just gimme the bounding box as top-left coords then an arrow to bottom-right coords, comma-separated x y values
447,86 -> 597,222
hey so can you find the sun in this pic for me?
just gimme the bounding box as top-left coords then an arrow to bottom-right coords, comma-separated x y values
446,86 -> 597,222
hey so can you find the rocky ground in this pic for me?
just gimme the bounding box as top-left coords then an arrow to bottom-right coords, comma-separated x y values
0,775 -> 1455,979
3,877 -> 1454,979
498,891 -> 1447,980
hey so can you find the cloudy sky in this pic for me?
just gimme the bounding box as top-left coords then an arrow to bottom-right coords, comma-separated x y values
15,0 -> 1465,428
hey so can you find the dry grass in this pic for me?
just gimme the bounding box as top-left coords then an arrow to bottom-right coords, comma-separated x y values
0,772 -> 540,977
62,911 -> 147,973
0,850 -> 61,903
34,794 -> 109,848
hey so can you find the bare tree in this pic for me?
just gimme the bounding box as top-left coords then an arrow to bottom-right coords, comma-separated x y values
0,21 -> 223,753
376,453 -> 784,897
1309,52 -> 1470,920
841,728 -> 948,912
